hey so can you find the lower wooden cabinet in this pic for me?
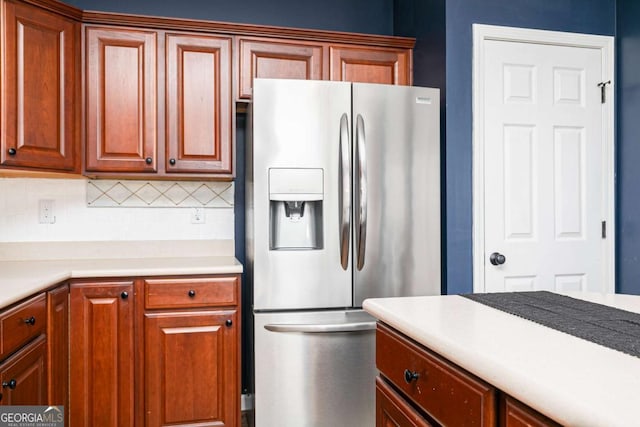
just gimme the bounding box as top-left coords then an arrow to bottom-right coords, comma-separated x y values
69,274 -> 240,426
376,377 -> 432,427
47,284 -> 69,425
0,335 -> 47,405
375,324 -> 559,427
70,280 -> 135,427
145,310 -> 238,426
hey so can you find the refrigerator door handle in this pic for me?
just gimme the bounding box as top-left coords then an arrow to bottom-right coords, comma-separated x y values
355,114 -> 368,271
339,113 -> 351,270
264,321 -> 376,333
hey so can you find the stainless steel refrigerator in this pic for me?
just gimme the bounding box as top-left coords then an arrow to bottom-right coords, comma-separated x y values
246,78 -> 440,427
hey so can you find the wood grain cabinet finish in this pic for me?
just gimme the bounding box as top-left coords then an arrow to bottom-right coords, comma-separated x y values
85,26 -> 157,173
145,309 -> 238,426
70,281 -> 135,427
376,377 -> 432,427
0,293 -> 46,360
330,45 -> 411,85
237,37 -> 324,99
0,335 -> 47,406
47,284 -> 68,425
165,33 -> 232,174
377,323 -> 496,426
501,395 -> 561,427
144,275 -> 240,427
1,0 -> 80,172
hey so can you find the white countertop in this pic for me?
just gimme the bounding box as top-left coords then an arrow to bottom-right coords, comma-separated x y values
0,240 -> 242,309
363,292 -> 640,427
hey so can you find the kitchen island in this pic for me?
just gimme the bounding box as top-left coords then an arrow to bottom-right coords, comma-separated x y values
364,292 -> 640,427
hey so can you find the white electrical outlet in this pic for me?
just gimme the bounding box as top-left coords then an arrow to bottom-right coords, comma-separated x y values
38,199 -> 56,224
191,207 -> 205,224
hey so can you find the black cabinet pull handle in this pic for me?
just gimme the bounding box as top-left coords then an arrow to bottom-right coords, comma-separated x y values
24,316 -> 36,326
8,148 -> 16,156
121,291 -> 129,300
188,290 -> 196,298
2,379 -> 17,390
403,369 -> 420,384
169,158 -> 176,165
225,319 -> 233,327
145,157 -> 153,165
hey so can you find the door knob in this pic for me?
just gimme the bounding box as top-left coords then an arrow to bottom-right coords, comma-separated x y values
490,252 -> 506,266
403,369 -> 419,384
2,379 -> 17,390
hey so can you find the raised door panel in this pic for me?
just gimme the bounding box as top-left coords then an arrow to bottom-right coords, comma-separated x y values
329,45 -> 411,85
47,284 -> 68,425
237,37 -> 324,99
70,282 -> 134,427
376,377 -> 432,427
166,34 -> 232,175
85,26 -> 157,172
2,1 -> 79,172
145,310 -> 238,427
501,395 -> 561,427
0,335 -> 47,406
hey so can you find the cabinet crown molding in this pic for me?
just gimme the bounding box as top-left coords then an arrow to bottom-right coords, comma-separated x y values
81,10 -> 415,49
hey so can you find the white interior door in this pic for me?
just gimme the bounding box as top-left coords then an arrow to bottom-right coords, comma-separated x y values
473,26 -> 614,293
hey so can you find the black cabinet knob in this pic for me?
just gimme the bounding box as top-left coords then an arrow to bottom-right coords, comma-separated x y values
121,291 -> 129,300
24,316 -> 36,326
188,290 -> 196,298
169,158 -> 176,165
225,319 -> 233,327
489,252 -> 506,266
403,369 -> 419,384
145,157 -> 153,165
8,148 -> 16,156
2,379 -> 17,390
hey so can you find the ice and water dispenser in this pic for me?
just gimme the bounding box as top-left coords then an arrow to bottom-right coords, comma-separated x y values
269,168 -> 324,250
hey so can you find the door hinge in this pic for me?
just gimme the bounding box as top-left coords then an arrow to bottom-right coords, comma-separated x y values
602,220 -> 607,239
597,80 -> 611,104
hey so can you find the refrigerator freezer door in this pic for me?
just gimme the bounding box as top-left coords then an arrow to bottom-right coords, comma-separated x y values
254,310 -> 376,427
252,79 -> 352,310
352,84 -> 441,305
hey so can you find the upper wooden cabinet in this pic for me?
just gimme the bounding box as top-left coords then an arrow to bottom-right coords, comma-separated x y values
166,34 -> 232,174
84,26 -> 158,173
237,37 -> 325,99
84,26 -> 233,178
329,45 -> 411,85
1,0 -> 80,173
237,37 -> 413,100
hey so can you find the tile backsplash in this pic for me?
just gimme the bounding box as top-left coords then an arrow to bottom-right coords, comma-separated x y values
0,177 -> 234,243
87,180 -> 234,208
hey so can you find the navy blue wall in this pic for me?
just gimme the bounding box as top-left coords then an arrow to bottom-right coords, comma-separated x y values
441,0 -> 616,295
393,0 -> 447,292
64,0 -> 393,35
617,0 -> 640,294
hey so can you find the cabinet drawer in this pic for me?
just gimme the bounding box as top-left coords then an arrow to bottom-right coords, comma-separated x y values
376,323 -> 496,426
144,276 -> 239,309
376,376 -> 433,427
1,294 -> 47,360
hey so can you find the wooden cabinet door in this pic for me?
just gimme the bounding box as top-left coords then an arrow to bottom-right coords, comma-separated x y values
2,0 -> 79,172
0,335 -> 47,406
376,377 -> 432,427
145,309 -> 238,427
501,395 -> 561,427
329,45 -> 411,85
85,26 -> 157,173
70,281 -> 135,427
237,37 -> 324,99
47,284 -> 68,425
165,33 -> 232,175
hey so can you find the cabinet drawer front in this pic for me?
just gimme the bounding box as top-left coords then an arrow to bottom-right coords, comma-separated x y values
376,324 -> 496,426
376,377 -> 433,427
145,276 -> 239,309
1,294 -> 47,359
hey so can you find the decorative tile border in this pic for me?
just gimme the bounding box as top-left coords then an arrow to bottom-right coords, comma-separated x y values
87,180 -> 234,208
